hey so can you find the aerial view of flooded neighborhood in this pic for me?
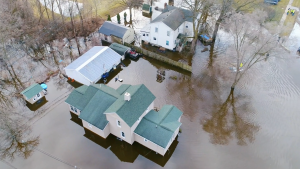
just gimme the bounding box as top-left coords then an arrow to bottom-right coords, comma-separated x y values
1,0 -> 300,168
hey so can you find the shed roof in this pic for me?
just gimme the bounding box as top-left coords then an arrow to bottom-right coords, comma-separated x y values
109,43 -> 130,56
151,6 -> 193,30
64,46 -> 122,83
134,105 -> 183,148
98,21 -> 131,38
21,83 -> 44,99
105,84 -> 156,127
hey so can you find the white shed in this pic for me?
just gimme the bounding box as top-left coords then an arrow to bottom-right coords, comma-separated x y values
64,46 -> 123,85
98,21 -> 135,44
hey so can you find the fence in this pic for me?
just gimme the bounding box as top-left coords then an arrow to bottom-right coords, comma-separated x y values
124,43 -> 192,72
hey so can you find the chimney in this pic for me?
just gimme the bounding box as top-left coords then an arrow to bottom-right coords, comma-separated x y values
124,92 -> 131,101
164,3 -> 167,9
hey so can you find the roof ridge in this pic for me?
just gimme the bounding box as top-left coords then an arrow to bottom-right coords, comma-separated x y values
115,84 -> 143,113
158,105 -> 174,124
91,84 -> 119,98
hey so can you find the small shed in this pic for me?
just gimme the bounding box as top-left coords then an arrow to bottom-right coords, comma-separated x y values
98,21 -> 135,44
142,4 -> 151,14
64,46 -> 123,85
21,83 -> 44,104
109,43 -> 130,58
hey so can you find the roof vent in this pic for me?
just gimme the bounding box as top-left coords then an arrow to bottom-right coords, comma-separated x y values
124,92 -> 131,101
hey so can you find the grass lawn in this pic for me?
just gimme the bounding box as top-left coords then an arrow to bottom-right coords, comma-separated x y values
292,0 -> 300,7
268,0 -> 290,22
280,11 -> 299,36
29,0 -> 125,21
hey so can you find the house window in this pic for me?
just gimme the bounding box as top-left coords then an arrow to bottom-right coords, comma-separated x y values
37,93 -> 40,98
166,41 -> 169,46
144,138 -> 148,142
167,31 -> 170,36
70,105 -> 74,111
143,34 -> 145,36
146,34 -> 149,36
88,123 -> 92,128
121,131 -> 125,138
117,120 -> 121,127
153,37 -> 156,40
186,26 -> 188,28
155,27 -> 158,32
74,107 -> 77,113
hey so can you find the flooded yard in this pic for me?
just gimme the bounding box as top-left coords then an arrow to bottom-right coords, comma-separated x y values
2,34 -> 300,168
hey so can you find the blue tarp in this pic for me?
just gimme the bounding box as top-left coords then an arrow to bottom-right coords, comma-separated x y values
40,84 -> 47,90
200,35 -> 210,40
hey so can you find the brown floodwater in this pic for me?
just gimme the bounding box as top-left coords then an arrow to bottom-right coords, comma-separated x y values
2,27 -> 300,169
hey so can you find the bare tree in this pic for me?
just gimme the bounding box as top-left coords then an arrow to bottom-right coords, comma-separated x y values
181,0 -> 214,52
211,0 -> 261,45
221,11 -> 278,91
118,0 -> 143,24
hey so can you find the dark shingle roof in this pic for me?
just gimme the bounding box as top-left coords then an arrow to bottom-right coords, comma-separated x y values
109,43 -> 130,56
21,83 -> 43,99
134,105 -> 183,148
98,21 -> 130,38
151,6 -> 193,30
105,84 -> 156,127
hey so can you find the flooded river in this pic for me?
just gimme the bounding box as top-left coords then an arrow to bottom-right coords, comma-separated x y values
2,24 -> 300,169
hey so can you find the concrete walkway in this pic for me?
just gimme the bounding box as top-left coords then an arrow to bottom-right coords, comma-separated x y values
279,0 -> 299,30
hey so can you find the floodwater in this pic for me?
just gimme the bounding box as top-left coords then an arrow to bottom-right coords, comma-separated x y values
2,25 -> 300,169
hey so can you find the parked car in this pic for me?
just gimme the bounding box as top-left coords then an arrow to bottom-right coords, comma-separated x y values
199,34 -> 213,44
264,0 -> 279,5
126,48 -> 142,60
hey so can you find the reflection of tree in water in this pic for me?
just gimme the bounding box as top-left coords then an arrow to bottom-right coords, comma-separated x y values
202,89 -> 259,145
0,115 -> 39,161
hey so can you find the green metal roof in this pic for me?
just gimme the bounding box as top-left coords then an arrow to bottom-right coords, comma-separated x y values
21,83 -> 43,99
142,4 -> 150,11
134,105 -> 183,148
105,84 -> 156,127
109,43 -> 130,56
79,90 -> 118,130
65,84 -> 120,110
116,84 -> 131,95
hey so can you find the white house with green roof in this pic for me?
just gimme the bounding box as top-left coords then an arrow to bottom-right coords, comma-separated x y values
21,83 -> 45,104
65,84 -> 183,156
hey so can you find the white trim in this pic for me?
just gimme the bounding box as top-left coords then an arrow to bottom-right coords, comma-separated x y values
134,133 -> 166,149
144,138 -> 148,142
117,120 -> 121,127
76,47 -> 108,71
78,71 -> 93,83
120,131 -> 125,138
88,123 -> 93,128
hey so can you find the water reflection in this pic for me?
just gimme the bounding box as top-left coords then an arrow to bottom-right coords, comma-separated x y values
25,97 -> 48,111
202,89 -> 259,145
0,119 -> 39,161
83,129 -> 178,167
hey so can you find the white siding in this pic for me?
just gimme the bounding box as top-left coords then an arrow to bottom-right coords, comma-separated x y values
99,33 -> 112,43
149,22 -> 176,50
65,69 -> 91,85
26,91 -> 45,104
123,29 -> 135,44
134,133 -> 166,155
82,120 -> 110,138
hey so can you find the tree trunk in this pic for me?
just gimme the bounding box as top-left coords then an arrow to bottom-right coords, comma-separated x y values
129,7 -> 132,24
43,0 -> 51,21
212,16 -> 221,44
